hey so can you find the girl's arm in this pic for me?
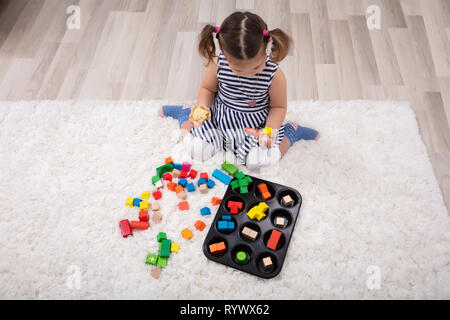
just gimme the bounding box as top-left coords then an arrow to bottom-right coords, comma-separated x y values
265,68 -> 288,147
197,57 -> 219,107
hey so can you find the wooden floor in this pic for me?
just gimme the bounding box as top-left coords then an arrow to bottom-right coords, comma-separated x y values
0,0 -> 449,211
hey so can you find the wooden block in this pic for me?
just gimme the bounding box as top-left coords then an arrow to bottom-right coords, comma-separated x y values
139,210 -> 149,222
178,201 -> 189,210
167,182 -> 177,191
199,184 -> 208,194
154,180 -> 163,189
262,256 -> 273,269
177,191 -> 187,200
165,156 -> 173,164
211,197 -> 222,205
152,211 -> 162,223
242,226 -> 258,241
275,217 -> 285,227
172,169 -> 180,178
130,221 -> 149,230
175,184 -> 184,194
282,195 -> 293,207
170,243 -> 180,252
151,201 -> 160,211
139,200 -> 149,210
151,267 -> 162,279
142,191 -> 150,200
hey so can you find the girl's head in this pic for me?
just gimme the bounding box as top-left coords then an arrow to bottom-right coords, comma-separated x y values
198,11 -> 293,77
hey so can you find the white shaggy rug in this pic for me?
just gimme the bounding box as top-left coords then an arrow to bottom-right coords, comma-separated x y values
0,99 -> 449,300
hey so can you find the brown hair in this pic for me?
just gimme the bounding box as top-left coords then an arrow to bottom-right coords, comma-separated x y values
198,11 -> 293,67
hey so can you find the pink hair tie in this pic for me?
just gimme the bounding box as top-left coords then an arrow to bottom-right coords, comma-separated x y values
214,26 -> 221,33
263,29 -> 269,37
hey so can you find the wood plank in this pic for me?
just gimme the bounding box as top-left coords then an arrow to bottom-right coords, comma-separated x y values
309,0 -> 335,64
0,0 -> 28,51
422,92 -> 450,153
316,64 -> 340,99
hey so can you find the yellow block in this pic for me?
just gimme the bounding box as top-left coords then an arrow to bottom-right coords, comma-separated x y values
142,191 -> 150,200
171,243 -> 180,252
126,198 -> 133,207
255,211 -> 266,221
257,202 -> 269,213
139,200 -> 149,210
262,126 -> 272,136
247,206 -> 259,220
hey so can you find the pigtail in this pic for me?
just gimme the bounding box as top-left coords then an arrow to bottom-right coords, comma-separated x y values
198,24 -> 218,67
268,28 -> 293,62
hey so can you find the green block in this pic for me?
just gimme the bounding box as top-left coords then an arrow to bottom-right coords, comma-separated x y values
239,186 -> 248,193
157,232 -> 167,242
244,176 -> 252,184
238,179 -> 249,187
222,161 -> 239,177
145,253 -> 158,265
236,251 -> 247,264
156,163 -> 174,177
157,256 -> 168,268
231,179 -> 240,189
152,175 -> 160,185
160,239 -> 171,258
235,171 -> 245,180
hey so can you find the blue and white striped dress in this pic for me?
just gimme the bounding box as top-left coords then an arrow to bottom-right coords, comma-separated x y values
190,51 -> 286,163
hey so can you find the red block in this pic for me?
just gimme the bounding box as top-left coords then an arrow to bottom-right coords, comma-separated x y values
130,221 -> 149,230
153,190 -> 162,200
163,172 -> 172,181
178,201 -> 189,210
188,169 -> 197,179
266,230 -> 282,250
194,220 -> 206,231
200,172 -> 208,180
228,200 -> 243,209
179,170 -> 188,179
119,219 -> 132,238
139,210 -> 149,222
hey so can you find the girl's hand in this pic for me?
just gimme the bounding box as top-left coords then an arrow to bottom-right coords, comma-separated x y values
258,127 -> 278,149
189,104 -> 210,127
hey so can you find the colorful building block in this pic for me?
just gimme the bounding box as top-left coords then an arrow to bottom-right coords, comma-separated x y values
178,201 -> 189,210
221,161 -> 239,177
173,163 -> 182,170
175,184 -> 184,194
152,211 -> 162,223
126,198 -> 133,207
178,178 -> 188,187
188,169 -> 197,179
200,206 -> 211,216
162,172 -> 172,181
119,219 -> 132,238
206,179 -> 215,189
170,243 -> 180,252
145,253 -> 158,265
152,175 -> 160,185
257,183 -> 271,200
151,201 -> 160,211
200,172 -> 208,180
181,162 -> 191,172
275,217 -> 285,227
211,197 -> 222,205
181,228 -> 194,239
165,156 -> 173,164
241,226 -> 258,241
212,169 -> 232,185
153,190 -> 162,200
130,221 -> 149,230
194,220 -> 206,231
132,198 -> 142,207
167,182 -> 177,191
157,256 -> 167,268
221,215 -> 231,221
156,163 -> 174,177
142,191 -> 150,200
227,200 -> 243,214
139,200 -> 149,210
197,178 -> 207,186
236,251 -> 247,264
186,183 -> 195,192
171,169 -> 180,178
160,239 -> 171,258
262,256 -> 273,269
177,191 -> 187,200
282,195 -> 293,207
157,232 -> 167,242
199,184 -> 208,194
266,229 -> 282,250
209,241 -> 226,255
139,210 -> 149,222
179,170 -> 188,179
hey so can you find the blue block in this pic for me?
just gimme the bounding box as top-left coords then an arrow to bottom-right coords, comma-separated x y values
178,178 -> 188,188
217,221 -> 228,231
173,163 -> 182,170
186,183 -> 195,192
197,178 -> 207,186
227,221 -> 235,231
221,215 -> 231,221
133,198 -> 142,207
200,207 -> 211,216
212,169 -> 232,185
206,179 -> 215,189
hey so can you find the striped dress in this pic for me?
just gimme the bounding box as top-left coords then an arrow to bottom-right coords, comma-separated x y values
190,50 -> 286,163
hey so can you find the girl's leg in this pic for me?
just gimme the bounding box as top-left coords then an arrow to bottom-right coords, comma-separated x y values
279,122 -> 320,156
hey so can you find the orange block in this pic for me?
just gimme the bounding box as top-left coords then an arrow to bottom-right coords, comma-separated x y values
167,182 -> 177,191
258,183 -> 271,200
181,228 -> 193,239
209,241 -> 226,254
175,185 -> 184,194
130,221 -> 149,230
165,156 -> 173,164
194,220 -> 206,231
211,197 -> 222,206
178,201 -> 189,210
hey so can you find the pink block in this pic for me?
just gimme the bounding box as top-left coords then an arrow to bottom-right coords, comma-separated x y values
181,162 -> 191,172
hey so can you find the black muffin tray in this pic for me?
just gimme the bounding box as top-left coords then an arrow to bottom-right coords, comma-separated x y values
202,175 -> 302,279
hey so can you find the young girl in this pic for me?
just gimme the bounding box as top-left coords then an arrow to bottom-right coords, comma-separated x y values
160,11 -> 319,169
